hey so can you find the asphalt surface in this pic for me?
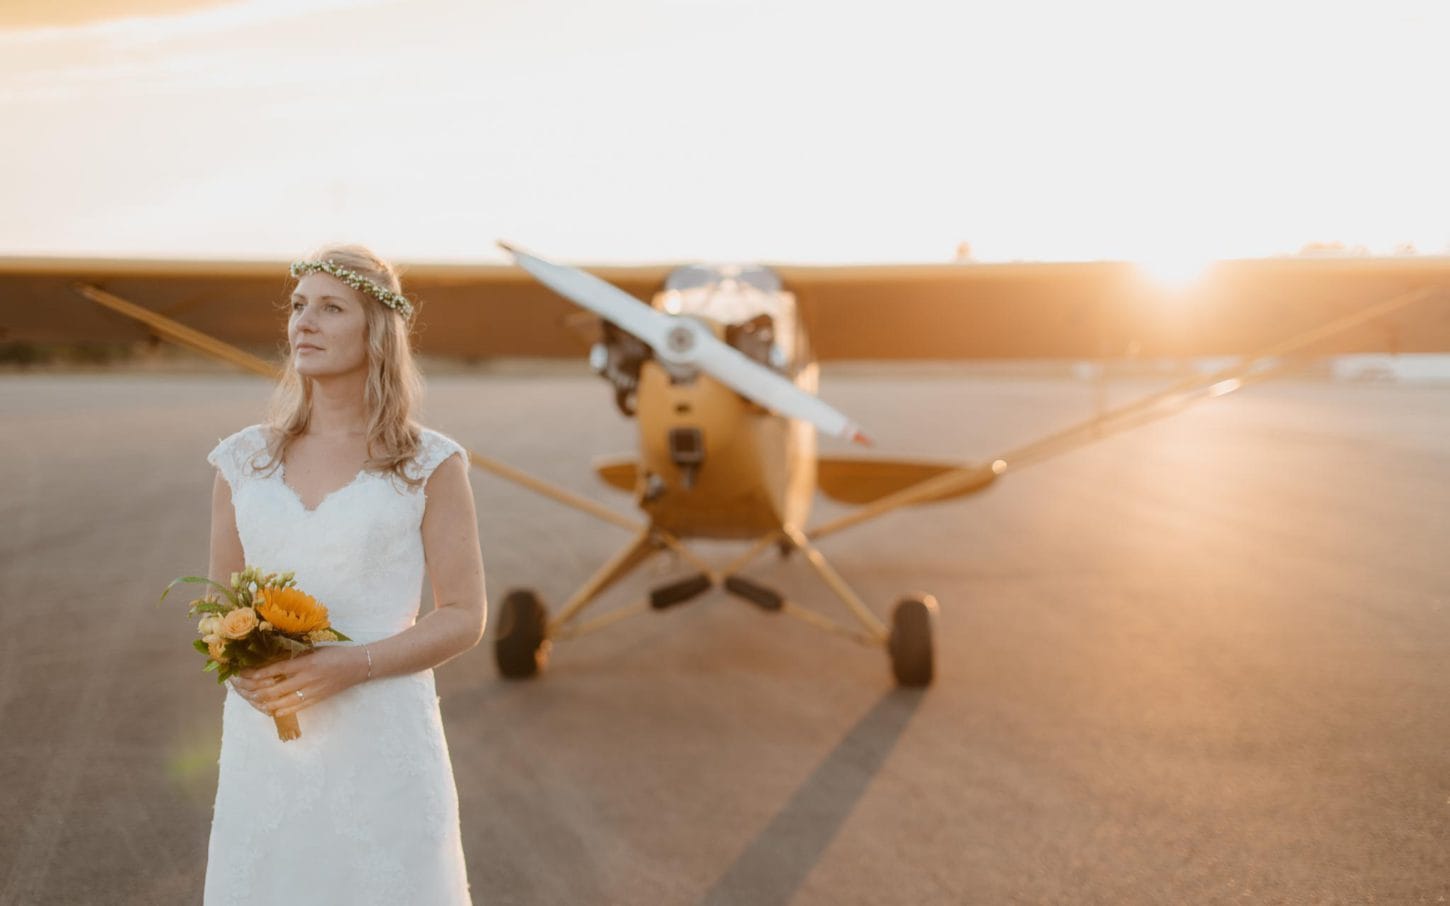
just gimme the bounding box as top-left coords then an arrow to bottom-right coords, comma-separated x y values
1,369 -> 1447,905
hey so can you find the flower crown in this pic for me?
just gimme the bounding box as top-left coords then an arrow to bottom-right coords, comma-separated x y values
289,259 -> 414,320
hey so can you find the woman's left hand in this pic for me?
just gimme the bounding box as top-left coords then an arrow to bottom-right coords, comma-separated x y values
234,646 -> 370,718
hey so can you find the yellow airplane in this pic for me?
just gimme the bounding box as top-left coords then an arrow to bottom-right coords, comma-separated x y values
3,251 -> 1449,685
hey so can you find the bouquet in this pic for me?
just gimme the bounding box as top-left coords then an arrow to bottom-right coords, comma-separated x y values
162,566 -> 349,741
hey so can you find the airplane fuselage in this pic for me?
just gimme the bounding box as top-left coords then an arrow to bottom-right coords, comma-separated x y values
634,357 -> 818,539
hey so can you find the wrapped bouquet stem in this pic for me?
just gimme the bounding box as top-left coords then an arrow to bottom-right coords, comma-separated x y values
163,566 -> 349,741
273,710 -> 301,742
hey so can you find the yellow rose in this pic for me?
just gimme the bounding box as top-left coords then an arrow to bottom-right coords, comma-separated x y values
218,607 -> 259,640
207,637 -> 228,661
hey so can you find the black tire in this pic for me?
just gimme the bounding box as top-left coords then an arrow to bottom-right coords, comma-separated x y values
495,589 -> 550,679
888,595 -> 937,686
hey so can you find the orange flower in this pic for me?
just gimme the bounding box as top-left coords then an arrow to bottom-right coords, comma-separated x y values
256,586 -> 331,635
218,606 -> 259,640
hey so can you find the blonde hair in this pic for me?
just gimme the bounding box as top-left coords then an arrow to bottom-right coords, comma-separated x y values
261,244 -> 427,489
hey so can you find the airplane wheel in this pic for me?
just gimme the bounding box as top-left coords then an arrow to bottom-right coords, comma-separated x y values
495,588 -> 550,679
888,595 -> 937,687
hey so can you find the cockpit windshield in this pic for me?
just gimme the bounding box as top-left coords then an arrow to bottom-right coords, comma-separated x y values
654,264 -> 799,370
664,264 -> 783,295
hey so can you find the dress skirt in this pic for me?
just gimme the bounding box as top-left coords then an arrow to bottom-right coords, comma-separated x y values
203,668 -> 471,906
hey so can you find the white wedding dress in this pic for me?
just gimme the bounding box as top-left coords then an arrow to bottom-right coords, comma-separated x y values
203,424 -> 473,906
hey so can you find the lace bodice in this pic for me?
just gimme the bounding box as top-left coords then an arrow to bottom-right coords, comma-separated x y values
207,424 -> 466,643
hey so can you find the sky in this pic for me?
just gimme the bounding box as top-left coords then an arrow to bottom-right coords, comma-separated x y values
2,0 -> 1448,265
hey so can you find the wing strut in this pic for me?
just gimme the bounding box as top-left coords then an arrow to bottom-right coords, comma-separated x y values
76,284 -> 279,376
807,283 -> 1448,542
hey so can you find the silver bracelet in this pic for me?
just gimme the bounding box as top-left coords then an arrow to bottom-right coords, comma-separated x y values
363,644 -> 374,680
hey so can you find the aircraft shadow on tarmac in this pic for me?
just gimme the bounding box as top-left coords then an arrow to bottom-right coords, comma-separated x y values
699,688 -> 924,906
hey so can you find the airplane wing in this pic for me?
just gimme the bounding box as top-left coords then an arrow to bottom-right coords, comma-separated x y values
3,254 -> 1449,358
593,454 -> 997,505
593,456 -> 637,494
816,456 -> 997,505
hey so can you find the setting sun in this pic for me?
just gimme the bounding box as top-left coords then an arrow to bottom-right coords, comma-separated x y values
1135,254 -> 1214,292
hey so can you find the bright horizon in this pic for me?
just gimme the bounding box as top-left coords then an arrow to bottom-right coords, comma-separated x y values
2,0 -> 1447,267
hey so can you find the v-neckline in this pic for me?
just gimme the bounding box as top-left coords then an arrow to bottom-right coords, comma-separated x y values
276,458 -> 371,514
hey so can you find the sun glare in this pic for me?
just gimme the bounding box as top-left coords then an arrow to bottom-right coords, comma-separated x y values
1135,254 -> 1213,293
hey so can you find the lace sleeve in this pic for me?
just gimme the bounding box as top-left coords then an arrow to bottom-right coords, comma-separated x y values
207,425 -> 266,494
410,428 -> 467,487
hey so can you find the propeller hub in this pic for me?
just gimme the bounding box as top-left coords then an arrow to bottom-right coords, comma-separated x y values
658,319 -> 704,382
666,323 -> 696,355
658,317 -> 709,369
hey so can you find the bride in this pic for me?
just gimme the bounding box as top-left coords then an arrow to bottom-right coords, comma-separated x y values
203,245 -> 485,905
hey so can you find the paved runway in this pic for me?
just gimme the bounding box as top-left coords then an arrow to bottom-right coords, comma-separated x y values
1,369 -> 1447,905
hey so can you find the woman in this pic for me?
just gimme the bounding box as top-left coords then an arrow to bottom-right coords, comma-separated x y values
203,245 -> 485,905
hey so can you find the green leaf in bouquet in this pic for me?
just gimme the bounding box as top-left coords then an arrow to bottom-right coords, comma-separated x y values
331,629 -> 353,642
192,639 -> 209,654
274,635 -> 309,655
202,659 -> 219,672
161,576 -> 238,608
189,599 -> 229,616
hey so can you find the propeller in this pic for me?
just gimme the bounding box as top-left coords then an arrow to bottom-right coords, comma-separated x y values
499,241 -> 870,445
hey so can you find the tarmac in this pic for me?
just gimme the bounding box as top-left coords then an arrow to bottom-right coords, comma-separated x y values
1,369 -> 1447,905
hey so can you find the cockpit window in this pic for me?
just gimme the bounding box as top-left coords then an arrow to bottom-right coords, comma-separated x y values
665,264 -> 783,294
654,264 -> 798,371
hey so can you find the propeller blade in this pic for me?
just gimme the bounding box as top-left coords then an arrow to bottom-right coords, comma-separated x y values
499,241 -> 672,349
499,241 -> 870,444
691,334 -> 869,443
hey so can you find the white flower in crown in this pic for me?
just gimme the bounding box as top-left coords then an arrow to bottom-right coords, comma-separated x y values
290,259 -> 415,319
